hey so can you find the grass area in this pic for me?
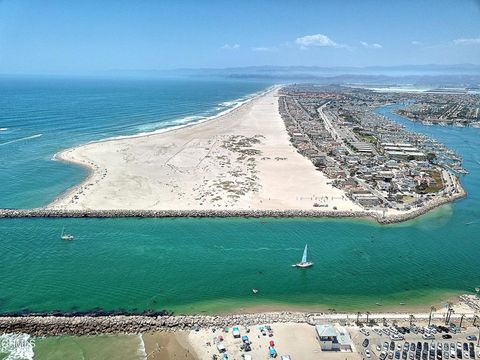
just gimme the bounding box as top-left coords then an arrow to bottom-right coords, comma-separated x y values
352,129 -> 377,144
417,170 -> 444,193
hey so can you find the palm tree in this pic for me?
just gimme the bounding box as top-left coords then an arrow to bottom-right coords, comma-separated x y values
366,311 -> 371,325
382,317 -> 387,326
357,311 -> 361,324
409,314 -> 415,328
477,325 -> 480,346
445,302 -> 454,325
459,314 -> 465,328
428,306 -> 436,326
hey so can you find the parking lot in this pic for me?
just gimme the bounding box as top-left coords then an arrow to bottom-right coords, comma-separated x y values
350,324 -> 479,360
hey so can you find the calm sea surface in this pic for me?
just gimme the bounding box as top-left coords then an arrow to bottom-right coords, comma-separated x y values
0,79 -> 479,316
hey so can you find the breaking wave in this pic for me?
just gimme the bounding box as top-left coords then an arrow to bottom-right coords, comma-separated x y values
0,334 -> 35,360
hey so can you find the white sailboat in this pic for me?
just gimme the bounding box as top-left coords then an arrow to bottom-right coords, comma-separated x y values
60,226 -> 74,241
292,244 -> 313,268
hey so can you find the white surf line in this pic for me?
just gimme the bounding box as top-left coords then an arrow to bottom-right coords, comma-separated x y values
0,333 -> 35,360
138,334 -> 148,360
64,85 -> 278,145
0,134 -> 42,147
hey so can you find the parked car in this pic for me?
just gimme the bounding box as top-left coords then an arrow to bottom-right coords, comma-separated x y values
232,327 -> 240,338
361,328 -> 371,336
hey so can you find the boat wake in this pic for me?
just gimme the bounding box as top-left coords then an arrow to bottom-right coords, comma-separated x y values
0,134 -> 42,147
0,127 -> 8,131
0,334 -> 35,360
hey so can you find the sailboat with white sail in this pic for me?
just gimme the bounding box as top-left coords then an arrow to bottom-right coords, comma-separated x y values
292,244 -> 313,268
60,226 -> 74,241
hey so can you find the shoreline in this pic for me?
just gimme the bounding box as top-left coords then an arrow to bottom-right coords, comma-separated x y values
0,294 -> 477,336
0,290 -> 474,320
49,85 -> 278,208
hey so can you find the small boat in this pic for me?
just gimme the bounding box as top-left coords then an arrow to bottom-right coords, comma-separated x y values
252,288 -> 258,294
376,303 -> 382,306
292,244 -> 313,268
60,226 -> 74,241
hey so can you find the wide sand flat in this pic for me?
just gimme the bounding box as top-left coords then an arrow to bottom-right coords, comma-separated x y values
50,90 -> 361,211
188,323 -> 361,360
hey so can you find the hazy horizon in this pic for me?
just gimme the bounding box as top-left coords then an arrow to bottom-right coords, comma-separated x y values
0,0 -> 479,76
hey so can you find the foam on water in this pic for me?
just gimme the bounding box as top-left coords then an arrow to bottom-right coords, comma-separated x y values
85,87 -> 270,144
137,335 -> 147,360
0,334 -> 35,360
0,78 -> 273,208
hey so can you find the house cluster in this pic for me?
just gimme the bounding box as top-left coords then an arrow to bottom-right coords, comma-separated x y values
278,85 -> 463,212
396,91 -> 480,127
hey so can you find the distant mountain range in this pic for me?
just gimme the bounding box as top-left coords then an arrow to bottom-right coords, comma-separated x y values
107,64 -> 480,86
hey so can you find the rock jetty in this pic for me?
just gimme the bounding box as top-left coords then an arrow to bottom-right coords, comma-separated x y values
0,188 -> 466,225
0,312 -> 309,336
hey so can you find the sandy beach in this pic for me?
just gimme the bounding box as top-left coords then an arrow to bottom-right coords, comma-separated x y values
48,89 -> 361,212
142,331 -> 198,360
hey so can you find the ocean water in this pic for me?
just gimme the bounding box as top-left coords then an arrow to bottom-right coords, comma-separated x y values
0,78 -> 479,358
0,333 -> 145,360
33,334 -> 146,360
0,77 -> 271,208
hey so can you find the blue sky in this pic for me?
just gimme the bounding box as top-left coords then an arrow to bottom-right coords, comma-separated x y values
0,0 -> 479,74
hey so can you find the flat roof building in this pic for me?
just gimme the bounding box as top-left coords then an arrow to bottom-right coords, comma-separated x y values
315,324 -> 353,352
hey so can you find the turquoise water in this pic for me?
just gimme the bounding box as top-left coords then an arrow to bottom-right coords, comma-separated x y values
0,80 -> 479,317
0,333 -> 145,360
1,212 -> 478,315
0,77 -> 271,208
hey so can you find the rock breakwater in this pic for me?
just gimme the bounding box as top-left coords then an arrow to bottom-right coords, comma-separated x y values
0,312 -> 309,336
0,188 -> 466,225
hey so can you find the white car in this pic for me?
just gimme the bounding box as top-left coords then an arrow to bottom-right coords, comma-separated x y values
361,329 -> 371,336
366,349 -> 372,358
